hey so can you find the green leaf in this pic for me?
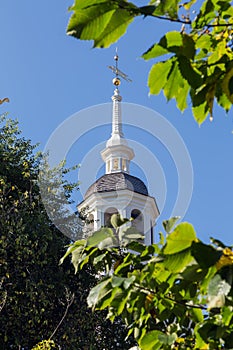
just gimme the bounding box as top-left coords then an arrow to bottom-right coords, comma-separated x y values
67,3 -> 115,40
127,240 -> 146,253
87,278 -> 112,310
163,61 -> 180,100
59,240 -> 86,265
111,214 -> 129,229
222,306 -> 233,326
182,264 -> 208,282
139,330 -> 163,350
93,252 -> 107,265
123,275 -> 136,289
177,78 -> 190,112
112,276 -> 126,288
163,58 -> 190,110
120,226 -> 144,245
67,1 -> 136,48
158,333 -> 177,345
142,44 -> 169,60
191,241 -> 222,268
87,227 -> 117,248
208,274 -> 231,309
94,8 -> 135,48
150,0 -> 180,19
71,245 -> 87,272
164,222 -> 197,254
143,32 -> 195,60
180,34 -> 196,60
191,307 -> 204,323
148,60 -> 173,95
192,101 -> 209,125
163,248 -> 193,273
163,216 -> 180,234
110,288 -> 130,315
216,89 -> 232,112
178,56 -> 203,89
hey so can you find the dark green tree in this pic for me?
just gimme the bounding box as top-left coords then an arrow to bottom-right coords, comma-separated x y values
0,115 -> 135,349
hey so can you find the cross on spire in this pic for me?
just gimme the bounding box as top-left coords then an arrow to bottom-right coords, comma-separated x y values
108,48 -> 132,87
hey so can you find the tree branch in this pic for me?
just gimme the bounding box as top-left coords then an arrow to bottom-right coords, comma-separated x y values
145,13 -> 191,25
50,289 -> 75,339
132,283 -> 207,311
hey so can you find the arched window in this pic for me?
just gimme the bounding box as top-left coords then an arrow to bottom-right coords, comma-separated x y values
107,160 -> 110,173
104,207 -> 118,228
131,209 -> 144,234
113,158 -> 119,170
122,159 -> 127,172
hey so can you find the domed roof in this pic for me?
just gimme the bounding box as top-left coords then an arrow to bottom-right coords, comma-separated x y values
84,172 -> 148,199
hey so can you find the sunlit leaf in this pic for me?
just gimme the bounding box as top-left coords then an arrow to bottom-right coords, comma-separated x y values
164,222 -> 197,254
94,9 -> 135,48
192,100 -> 209,125
120,226 -> 144,245
158,333 -> 177,345
208,274 -> 231,309
163,248 -> 193,272
139,330 -> 163,350
163,216 -> 180,234
87,278 -> 112,310
67,1 -> 136,48
148,60 -> 173,95
87,227 -> 116,248
142,44 -> 169,60
111,213 -> 129,229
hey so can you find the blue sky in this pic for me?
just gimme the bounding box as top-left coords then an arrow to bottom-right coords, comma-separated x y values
1,1 -> 232,245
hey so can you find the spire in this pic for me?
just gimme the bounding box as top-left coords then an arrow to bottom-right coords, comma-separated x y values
101,51 -> 134,174
111,87 -> 123,138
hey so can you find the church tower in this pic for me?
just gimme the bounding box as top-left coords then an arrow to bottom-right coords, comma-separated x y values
78,54 -> 159,245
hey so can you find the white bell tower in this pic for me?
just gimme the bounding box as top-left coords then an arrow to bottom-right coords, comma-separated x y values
78,53 -> 159,245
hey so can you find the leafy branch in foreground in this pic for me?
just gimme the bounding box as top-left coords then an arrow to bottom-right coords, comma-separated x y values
67,0 -> 233,124
62,214 -> 233,349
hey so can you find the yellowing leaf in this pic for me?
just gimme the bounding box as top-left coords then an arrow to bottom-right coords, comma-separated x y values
216,248 -> 233,270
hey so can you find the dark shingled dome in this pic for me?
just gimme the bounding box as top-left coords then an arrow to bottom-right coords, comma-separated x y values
84,172 -> 148,199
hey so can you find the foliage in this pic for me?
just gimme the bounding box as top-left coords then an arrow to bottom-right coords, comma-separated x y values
67,0 -> 233,124
62,214 -> 233,349
0,115 -> 136,349
31,340 -> 58,350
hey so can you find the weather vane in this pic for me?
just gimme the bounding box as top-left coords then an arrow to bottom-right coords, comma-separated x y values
108,48 -> 132,87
